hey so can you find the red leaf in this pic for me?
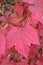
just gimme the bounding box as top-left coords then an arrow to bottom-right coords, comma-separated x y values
6,13 -> 40,58
29,5 -> 43,24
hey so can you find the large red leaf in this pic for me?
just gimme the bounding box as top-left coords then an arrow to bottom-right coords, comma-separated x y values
6,20 -> 40,57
